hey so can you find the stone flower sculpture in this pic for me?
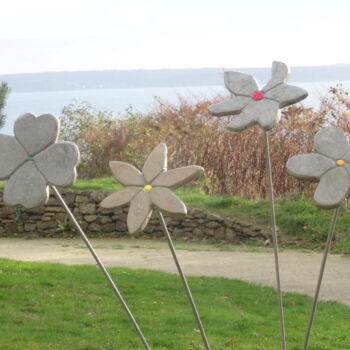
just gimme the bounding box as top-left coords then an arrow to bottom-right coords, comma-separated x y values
287,127 -> 350,209
208,61 -> 308,131
101,143 -> 204,233
0,113 -> 80,208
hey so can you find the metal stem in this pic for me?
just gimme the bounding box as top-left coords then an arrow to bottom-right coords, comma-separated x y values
303,206 -> 340,350
51,186 -> 151,350
157,210 -> 211,350
263,131 -> 287,350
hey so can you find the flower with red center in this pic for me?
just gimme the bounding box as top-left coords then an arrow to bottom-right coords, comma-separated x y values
208,61 -> 308,131
251,91 -> 264,100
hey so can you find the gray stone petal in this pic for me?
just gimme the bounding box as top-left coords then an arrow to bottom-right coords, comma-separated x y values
4,162 -> 49,208
224,71 -> 260,96
264,84 -> 308,108
227,110 -> 257,132
150,187 -> 187,215
142,143 -> 167,183
342,149 -> 350,163
127,190 -> 152,234
100,187 -> 141,208
0,134 -> 28,180
151,166 -> 204,190
34,142 -> 80,187
314,167 -> 350,209
262,61 -> 290,92
256,100 -> 281,130
233,99 -> 279,131
286,153 -> 335,181
14,113 -> 59,155
109,161 -> 145,186
208,97 -> 250,117
314,127 -> 350,160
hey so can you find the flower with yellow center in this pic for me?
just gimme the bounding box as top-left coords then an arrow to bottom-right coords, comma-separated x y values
100,143 -> 204,233
143,184 -> 152,192
287,127 -> 350,209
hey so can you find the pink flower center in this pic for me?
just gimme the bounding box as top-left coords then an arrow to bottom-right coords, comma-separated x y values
251,91 -> 264,100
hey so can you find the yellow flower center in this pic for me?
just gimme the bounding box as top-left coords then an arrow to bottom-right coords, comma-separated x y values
143,184 -> 152,192
336,159 -> 345,166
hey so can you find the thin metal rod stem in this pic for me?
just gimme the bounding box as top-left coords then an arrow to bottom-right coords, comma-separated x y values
157,210 -> 211,350
303,206 -> 340,350
51,186 -> 151,350
263,131 -> 286,350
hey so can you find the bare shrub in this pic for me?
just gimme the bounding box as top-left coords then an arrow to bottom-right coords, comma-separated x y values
60,86 -> 350,199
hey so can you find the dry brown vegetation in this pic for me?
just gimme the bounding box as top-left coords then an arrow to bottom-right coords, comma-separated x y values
60,85 -> 350,199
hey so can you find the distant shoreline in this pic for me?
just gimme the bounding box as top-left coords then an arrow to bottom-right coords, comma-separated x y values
1,65 -> 350,93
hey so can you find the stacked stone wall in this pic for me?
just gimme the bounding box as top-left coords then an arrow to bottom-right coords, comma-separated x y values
0,190 -> 269,243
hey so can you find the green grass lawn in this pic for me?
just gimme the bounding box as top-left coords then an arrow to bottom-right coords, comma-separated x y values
0,258 -> 349,350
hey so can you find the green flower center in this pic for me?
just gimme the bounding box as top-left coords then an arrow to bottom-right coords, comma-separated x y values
27,156 -> 34,161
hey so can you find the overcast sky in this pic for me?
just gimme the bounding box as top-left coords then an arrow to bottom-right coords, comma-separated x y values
1,0 -> 349,74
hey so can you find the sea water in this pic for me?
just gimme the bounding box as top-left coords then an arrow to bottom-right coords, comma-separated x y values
2,81 -> 350,135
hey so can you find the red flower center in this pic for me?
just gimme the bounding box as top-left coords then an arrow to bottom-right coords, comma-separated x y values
251,91 -> 264,100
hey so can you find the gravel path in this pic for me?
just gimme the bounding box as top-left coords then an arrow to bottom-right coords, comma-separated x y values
1,238 -> 349,305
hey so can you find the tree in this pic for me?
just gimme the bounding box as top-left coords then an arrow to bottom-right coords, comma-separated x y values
0,82 -> 10,129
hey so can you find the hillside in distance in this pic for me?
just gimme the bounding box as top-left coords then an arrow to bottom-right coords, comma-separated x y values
1,64 -> 350,92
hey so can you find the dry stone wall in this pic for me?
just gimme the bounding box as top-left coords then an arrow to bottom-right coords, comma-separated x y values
0,190 -> 269,243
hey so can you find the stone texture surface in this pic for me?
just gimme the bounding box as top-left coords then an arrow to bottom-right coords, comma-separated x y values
127,191 -> 152,234
0,135 -> 27,179
224,71 -> 259,96
109,161 -> 145,186
100,187 -> 141,208
208,61 -> 308,131
4,162 -> 49,209
142,143 -> 167,183
262,61 -> 289,92
313,167 -> 350,209
314,127 -> 350,161
287,127 -> 350,209
14,113 -> 59,155
152,166 -> 204,189
0,189 -> 269,242
229,98 -> 280,132
34,142 -> 79,187
286,153 -> 334,181
101,143 -> 204,234
149,187 -> 187,214
0,113 -> 80,209
265,84 -> 308,108
207,97 -> 250,117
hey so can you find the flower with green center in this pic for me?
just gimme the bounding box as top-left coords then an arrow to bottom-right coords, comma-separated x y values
208,61 -> 308,131
100,143 -> 204,234
287,127 -> 350,209
0,113 -> 80,208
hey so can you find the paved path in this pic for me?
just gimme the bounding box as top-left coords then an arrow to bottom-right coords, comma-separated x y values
0,238 -> 349,305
